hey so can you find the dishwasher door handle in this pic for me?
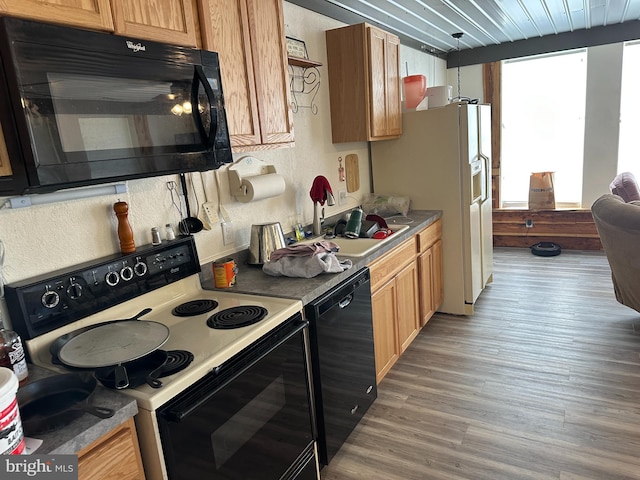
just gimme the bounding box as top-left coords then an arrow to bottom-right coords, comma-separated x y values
338,294 -> 353,309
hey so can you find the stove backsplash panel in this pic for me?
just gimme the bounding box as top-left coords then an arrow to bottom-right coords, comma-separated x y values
5,236 -> 200,341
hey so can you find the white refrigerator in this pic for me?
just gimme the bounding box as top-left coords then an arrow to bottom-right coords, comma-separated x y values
370,102 -> 493,315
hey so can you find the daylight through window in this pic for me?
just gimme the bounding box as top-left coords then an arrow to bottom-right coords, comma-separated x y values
618,41 -> 640,179
501,50 -> 587,208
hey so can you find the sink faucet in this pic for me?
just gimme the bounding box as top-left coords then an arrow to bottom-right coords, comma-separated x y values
312,190 -> 335,236
310,176 -> 335,236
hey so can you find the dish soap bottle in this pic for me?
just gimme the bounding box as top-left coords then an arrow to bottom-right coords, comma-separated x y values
0,314 -> 28,386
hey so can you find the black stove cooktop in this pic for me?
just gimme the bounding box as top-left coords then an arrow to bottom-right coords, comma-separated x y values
207,306 -> 268,329
160,350 -> 194,377
171,299 -> 218,317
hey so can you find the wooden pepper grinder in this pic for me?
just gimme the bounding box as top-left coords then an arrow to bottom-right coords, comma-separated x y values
114,201 -> 136,254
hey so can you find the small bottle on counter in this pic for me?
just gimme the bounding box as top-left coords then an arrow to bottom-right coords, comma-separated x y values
151,227 -> 162,245
0,314 -> 29,386
165,223 -> 176,241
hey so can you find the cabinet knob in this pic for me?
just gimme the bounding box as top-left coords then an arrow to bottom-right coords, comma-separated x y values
350,405 -> 359,415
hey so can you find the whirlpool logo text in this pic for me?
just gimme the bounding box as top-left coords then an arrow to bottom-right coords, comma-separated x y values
125,40 -> 146,52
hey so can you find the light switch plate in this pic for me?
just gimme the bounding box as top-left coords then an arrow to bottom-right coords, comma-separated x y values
222,221 -> 234,245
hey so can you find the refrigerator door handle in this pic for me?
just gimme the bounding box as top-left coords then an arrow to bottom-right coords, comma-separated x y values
470,159 -> 484,204
479,153 -> 491,202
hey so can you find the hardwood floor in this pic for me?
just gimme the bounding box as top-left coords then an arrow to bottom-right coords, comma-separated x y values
321,247 -> 640,480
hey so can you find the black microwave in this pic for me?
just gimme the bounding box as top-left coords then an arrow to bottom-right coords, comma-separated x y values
0,17 -> 232,195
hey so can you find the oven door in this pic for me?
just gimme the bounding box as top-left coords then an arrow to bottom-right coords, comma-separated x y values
157,314 -> 319,480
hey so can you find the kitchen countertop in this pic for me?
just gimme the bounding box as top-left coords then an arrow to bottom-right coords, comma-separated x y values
19,364 -> 138,454
200,210 -> 441,304
21,210 -> 440,458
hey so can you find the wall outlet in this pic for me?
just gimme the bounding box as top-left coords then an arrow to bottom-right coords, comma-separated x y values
221,221 -> 235,245
338,190 -> 347,206
525,219 -> 534,228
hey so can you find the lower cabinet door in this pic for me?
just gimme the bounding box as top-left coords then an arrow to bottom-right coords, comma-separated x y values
372,279 -> 399,383
396,262 -> 420,354
77,418 -> 145,480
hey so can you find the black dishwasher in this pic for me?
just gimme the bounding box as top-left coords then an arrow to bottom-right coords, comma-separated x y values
305,267 -> 377,466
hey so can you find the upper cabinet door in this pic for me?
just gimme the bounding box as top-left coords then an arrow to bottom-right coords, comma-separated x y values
367,26 -> 401,139
199,0 -> 261,148
199,0 -> 293,151
385,34 -> 402,137
326,23 -> 401,143
368,27 -> 388,139
0,0 -> 114,31
111,0 -> 199,48
245,0 -> 293,147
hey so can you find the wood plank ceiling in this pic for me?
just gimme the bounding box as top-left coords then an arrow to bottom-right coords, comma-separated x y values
289,0 -> 640,64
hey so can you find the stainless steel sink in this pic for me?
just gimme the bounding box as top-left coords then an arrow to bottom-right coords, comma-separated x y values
300,224 -> 410,257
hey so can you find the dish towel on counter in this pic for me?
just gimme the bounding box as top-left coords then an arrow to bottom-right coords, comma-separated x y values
263,241 -> 352,278
309,175 -> 334,205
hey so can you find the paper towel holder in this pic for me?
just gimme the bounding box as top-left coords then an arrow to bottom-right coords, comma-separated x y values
228,156 -> 278,201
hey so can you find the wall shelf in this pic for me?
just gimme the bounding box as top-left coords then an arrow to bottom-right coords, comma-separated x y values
287,57 -> 322,115
287,56 -> 322,68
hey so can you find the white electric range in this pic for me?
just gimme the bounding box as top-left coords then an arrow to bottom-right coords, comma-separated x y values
5,237 -> 319,480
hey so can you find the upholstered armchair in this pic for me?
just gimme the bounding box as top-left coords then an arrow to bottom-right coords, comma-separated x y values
591,193 -> 640,314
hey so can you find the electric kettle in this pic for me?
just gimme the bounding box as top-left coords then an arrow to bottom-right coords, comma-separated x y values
248,222 -> 286,264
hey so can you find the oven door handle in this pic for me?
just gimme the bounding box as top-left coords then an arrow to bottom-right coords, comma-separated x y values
191,65 -> 218,150
161,316 -> 309,423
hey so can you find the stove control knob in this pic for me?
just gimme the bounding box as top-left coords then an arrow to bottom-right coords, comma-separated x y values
105,271 -> 120,287
66,282 -> 83,299
134,261 -> 147,277
41,289 -> 60,308
120,266 -> 134,282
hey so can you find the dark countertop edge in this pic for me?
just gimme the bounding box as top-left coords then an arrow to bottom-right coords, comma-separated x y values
199,210 -> 442,305
22,365 -> 138,455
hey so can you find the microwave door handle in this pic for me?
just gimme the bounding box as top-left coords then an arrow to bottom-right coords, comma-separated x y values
191,66 -> 218,150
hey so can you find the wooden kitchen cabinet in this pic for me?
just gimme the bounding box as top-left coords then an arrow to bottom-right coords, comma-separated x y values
326,22 -> 402,143
417,219 -> 444,327
110,0 -> 199,47
371,278 -> 399,383
78,417 -> 145,480
369,236 -> 419,383
0,0 -> 198,47
396,261 -> 420,352
0,0 -> 114,31
199,0 -> 294,151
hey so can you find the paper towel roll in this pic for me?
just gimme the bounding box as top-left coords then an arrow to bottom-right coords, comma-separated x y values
238,173 -> 286,203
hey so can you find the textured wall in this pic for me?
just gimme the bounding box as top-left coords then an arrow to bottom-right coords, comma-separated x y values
0,3 -> 444,327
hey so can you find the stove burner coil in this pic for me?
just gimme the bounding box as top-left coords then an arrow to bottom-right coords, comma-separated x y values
160,350 -> 194,377
207,306 -> 268,329
172,299 -> 219,317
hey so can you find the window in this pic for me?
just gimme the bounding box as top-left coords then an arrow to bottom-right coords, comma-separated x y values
501,50 -> 587,208
618,41 -> 640,178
